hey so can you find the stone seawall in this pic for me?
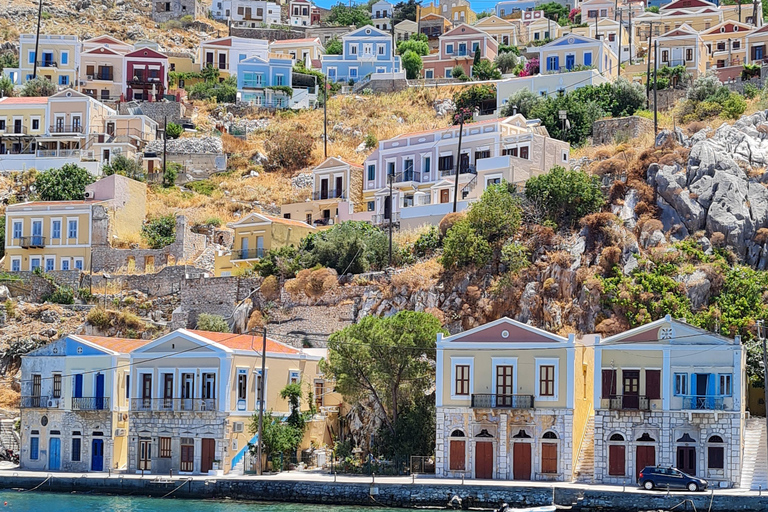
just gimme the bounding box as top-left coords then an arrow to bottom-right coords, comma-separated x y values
0,475 -> 766,511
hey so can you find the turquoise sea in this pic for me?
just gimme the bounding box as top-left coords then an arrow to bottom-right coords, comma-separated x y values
0,492 -> 394,511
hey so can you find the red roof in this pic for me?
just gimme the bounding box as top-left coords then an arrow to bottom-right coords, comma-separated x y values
206,38 -> 233,47
0,97 -> 49,105
263,214 -> 316,229
7,200 -> 99,210
79,335 -> 152,353
271,38 -> 321,44
189,330 -> 302,354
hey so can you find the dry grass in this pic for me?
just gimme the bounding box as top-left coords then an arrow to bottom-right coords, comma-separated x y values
393,224 -> 433,247
389,258 -> 442,292
0,386 -> 20,410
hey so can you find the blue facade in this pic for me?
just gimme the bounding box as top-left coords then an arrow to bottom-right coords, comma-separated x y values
495,0 -> 538,16
321,25 -> 401,83
237,55 -> 295,107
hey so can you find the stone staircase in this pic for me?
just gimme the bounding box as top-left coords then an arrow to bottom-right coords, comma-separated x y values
0,419 -> 19,453
573,414 -> 595,483
740,418 -> 768,489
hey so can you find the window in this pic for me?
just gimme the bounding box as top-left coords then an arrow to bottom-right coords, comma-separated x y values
584,52 -> 592,67
602,368 -> 617,398
12,221 -> 21,240
539,365 -> 555,397
474,150 -> 490,160
11,259 -> 20,272
446,43 -> 454,54
45,258 -> 54,272
74,259 -> 84,270
719,374 -> 732,396
662,50 -> 669,61
238,373 -> 247,400
455,365 -> 470,396
159,437 -> 172,458
472,42 -> 479,53
686,48 -> 694,60
289,370 -> 301,384
378,45 -> 385,55
67,220 -> 78,239
438,155 -> 453,171
255,369 -> 267,407
314,380 -> 324,409
30,258 -> 41,272
646,369 -> 661,400
275,74 -> 284,85
674,373 -> 687,396
520,147 -> 529,159
30,437 -> 39,460
351,45 -> 358,55
367,164 -> 376,181
608,33 -> 615,42
32,374 -> 41,397
61,52 -> 69,65
125,374 -> 130,399
449,430 -> 465,470
424,156 -> 431,175
32,118 -> 39,130
66,436 -> 81,463
367,201 -> 375,211
52,374 -> 61,398
350,68 -> 358,79
425,69 -> 434,79
59,75 -> 69,86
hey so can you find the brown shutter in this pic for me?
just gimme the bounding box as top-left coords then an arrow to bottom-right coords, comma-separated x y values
602,369 -> 617,398
541,443 -> 557,473
608,445 -> 626,476
646,369 -> 661,400
708,446 -> 724,469
449,440 -> 465,470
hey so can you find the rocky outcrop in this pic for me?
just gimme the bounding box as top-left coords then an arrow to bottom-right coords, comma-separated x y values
647,110 -> 768,267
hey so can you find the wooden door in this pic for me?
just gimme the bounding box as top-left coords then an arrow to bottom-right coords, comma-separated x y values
180,441 -> 194,472
677,446 -> 696,475
496,365 -> 514,407
449,440 -> 465,470
513,443 -> 531,480
142,374 -> 152,409
636,445 -> 656,478
475,441 -> 493,479
201,438 -> 216,473
609,445 -> 625,476
335,176 -> 343,197
622,370 -> 640,409
91,439 -> 104,471
541,442 -> 558,474
440,189 -> 450,203
138,440 -> 151,471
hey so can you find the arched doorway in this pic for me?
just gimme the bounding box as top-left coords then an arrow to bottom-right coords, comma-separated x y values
512,429 -> 532,481
636,433 -> 656,479
541,431 -> 558,475
475,429 -> 494,479
608,433 -> 626,477
449,429 -> 466,471
676,433 -> 697,475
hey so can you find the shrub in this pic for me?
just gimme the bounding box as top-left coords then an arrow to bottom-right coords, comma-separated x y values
264,130 -> 314,172
744,82 -> 760,99
451,65 -> 468,81
78,287 -> 93,302
439,211 -> 466,237
396,37 -> 429,56
413,226 -> 440,258
163,162 -> 180,188
324,38 -> 343,55
166,122 -> 183,139
494,52 -> 518,74
500,242 -> 529,273
0,75 -> 14,98
102,154 -> 145,181
87,307 -> 111,329
466,183 -> 522,245
453,84 -> 496,112
254,245 -> 302,279
44,286 -> 75,304
188,75 -> 237,103
500,88 -> 542,118
441,218 -> 492,269
196,313 -> 230,332
261,274 -> 281,300
687,74 -> 722,102
401,50 -> 423,80
525,166 -> 605,228
302,221 -> 390,274
721,92 -> 747,119
364,132 -> 377,149
204,216 -> 222,227
36,164 -> 96,201
20,76 -> 56,97
186,179 -> 216,196
141,215 -> 176,249
471,59 -> 502,81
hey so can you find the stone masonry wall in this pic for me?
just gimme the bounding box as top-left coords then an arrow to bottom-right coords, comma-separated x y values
592,116 -> 654,146
118,101 -> 185,125
229,27 -> 308,40
82,265 -> 208,297
178,275 -> 261,327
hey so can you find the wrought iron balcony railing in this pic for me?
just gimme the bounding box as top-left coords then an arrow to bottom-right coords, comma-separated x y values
471,394 -> 535,409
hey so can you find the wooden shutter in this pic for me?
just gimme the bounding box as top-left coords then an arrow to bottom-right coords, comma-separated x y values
449,440 -> 465,470
602,369 -> 617,398
608,445 -> 626,476
646,369 -> 661,400
708,446 -> 724,469
541,443 -> 557,473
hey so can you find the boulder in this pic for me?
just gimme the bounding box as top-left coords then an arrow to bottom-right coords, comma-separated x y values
678,270 -> 711,310
0,286 -> 9,301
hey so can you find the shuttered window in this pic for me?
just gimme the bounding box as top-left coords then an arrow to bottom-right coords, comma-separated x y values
602,369 -> 617,398
159,437 -> 172,458
708,446 -> 724,469
541,443 -> 557,473
646,370 -> 661,400
455,365 -> 470,396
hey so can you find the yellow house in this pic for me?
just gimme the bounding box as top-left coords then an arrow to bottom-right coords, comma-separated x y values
421,0 -> 476,26
527,17 -> 563,42
435,317 -> 594,481
269,38 -> 325,62
2,34 -> 80,88
655,24 -> 708,77
534,34 -> 619,78
474,15 -> 519,46
0,97 -> 48,157
214,213 -> 316,276
566,17 -> 635,64
700,20 -> 752,68
80,35 -> 133,102
745,23 -> 768,63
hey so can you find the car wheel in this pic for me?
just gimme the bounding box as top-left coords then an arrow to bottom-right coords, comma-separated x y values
687,482 -> 698,492
644,480 -> 654,490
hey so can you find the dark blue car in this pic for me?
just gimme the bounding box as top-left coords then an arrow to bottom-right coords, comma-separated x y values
638,466 -> 708,492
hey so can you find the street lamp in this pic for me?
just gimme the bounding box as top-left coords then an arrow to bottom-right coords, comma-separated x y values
102,273 -> 112,309
558,110 -> 569,136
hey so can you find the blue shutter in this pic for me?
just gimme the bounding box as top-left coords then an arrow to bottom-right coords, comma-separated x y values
689,373 -> 696,409
584,52 -> 592,67
706,373 -> 716,409
30,437 -> 39,460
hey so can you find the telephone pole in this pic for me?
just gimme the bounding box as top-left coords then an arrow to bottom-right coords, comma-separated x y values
628,9 -> 633,64
618,10 -> 623,77
256,327 -> 267,475
758,320 -> 768,468
653,40 -> 658,135
452,114 -> 465,213
323,75 -> 328,158
33,0 -> 44,79
388,170 -> 394,265
645,21 -> 655,109
163,116 -> 168,175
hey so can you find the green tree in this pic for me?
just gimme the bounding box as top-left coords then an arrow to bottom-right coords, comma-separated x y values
249,410 -> 299,471
471,59 -> 502,80
453,83 -> 496,112
20,76 -> 56,97
325,311 -> 445,437
0,76 -> 14,98
0,53 -> 19,73
524,166 -> 604,228
324,38 -> 343,55
254,245 -> 302,278
35,164 -> 95,201
302,221 -> 390,274
201,64 -> 220,82
377,391 -> 435,457
401,50 -> 423,79
450,65 -> 468,80
327,4 -> 372,27
441,217 -> 492,268
500,88 -> 542,117
141,214 -> 176,249
528,93 -> 604,145
396,37 -> 429,56
102,154 -> 145,181
539,1 -> 568,20
166,122 -> 183,139
494,52 -> 518,74
646,5 -> 659,12
162,162 -> 180,188
392,0 -> 421,23
195,313 -> 230,332
721,91 -> 747,119
188,75 -> 237,102
473,47 -> 481,68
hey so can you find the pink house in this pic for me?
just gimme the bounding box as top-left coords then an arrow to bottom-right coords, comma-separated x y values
421,24 -> 499,78
124,47 -> 168,101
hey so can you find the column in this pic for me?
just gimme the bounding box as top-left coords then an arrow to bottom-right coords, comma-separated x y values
499,413 -> 508,479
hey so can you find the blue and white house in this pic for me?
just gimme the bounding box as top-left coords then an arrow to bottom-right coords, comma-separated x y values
237,54 -> 317,108
531,33 -> 618,78
321,25 -> 401,83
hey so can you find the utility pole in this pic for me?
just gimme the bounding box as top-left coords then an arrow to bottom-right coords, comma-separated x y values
653,40 -> 658,135
388,171 -> 393,265
416,4 -> 421,38
452,115 -> 464,213
758,320 -> 768,468
595,13 -> 599,40
163,116 -> 168,175
646,22 -> 654,109
33,0 -> 44,79
614,0 -> 618,21
739,0 -> 742,23
256,327 -> 267,476
323,75 -> 328,158
618,10 -> 623,77
628,9 -> 633,65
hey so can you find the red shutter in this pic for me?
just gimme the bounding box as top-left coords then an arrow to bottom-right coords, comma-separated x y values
449,440 -> 465,470
602,369 -> 617,398
646,370 -> 661,400
609,445 -> 626,476
541,443 -> 557,473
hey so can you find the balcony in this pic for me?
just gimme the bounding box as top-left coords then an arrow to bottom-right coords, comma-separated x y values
36,149 -> 81,158
130,398 -> 217,412
72,397 -> 111,411
232,247 -> 265,260
21,396 -> 48,408
395,171 -> 421,183
312,189 -> 346,200
16,236 -> 46,249
372,212 -> 400,226
471,394 -> 535,409
49,125 -> 84,134
88,73 -> 114,81
608,394 -> 650,411
128,76 -> 162,86
0,126 -> 27,135
440,165 -> 476,178
36,60 -> 58,68
242,79 -> 265,89
681,395 -> 725,411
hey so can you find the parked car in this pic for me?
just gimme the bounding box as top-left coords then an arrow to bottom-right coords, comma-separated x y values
637,466 -> 708,491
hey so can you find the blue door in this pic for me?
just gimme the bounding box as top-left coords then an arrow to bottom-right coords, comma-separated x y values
566,54 -> 575,70
74,374 -> 83,398
95,373 -> 105,410
91,439 -> 104,471
48,438 -> 61,470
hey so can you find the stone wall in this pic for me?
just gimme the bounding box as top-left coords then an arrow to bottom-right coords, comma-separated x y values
592,116 -> 654,146
178,275 -> 262,327
82,265 -> 208,297
229,26 -> 308,40
648,88 -> 688,112
118,101 -> 186,125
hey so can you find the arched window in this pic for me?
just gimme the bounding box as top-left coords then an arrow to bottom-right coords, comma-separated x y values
707,435 -> 725,470
543,431 -> 558,439
450,430 -> 466,470
541,432 -> 558,473
608,433 -> 626,476
610,433 -> 625,442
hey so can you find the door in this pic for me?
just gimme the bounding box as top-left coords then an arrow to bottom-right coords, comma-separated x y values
622,370 -> 640,409
513,442 -> 531,480
459,153 -> 470,173
440,189 -> 450,203
383,196 -> 391,220
320,178 -> 329,199
180,439 -> 194,472
636,445 -> 656,478
48,438 -> 61,470
163,374 -> 173,409
677,446 -> 696,476
138,439 -> 151,471
565,54 -> 575,70
496,365 -> 514,407
201,438 -> 216,473
142,374 -> 152,409
608,445 -> 625,476
475,441 -> 493,479
95,373 -> 105,410
335,176 -> 343,198
91,439 -> 104,471
106,122 -> 115,136
32,220 -> 42,246
541,443 -> 558,474
73,374 -> 83,399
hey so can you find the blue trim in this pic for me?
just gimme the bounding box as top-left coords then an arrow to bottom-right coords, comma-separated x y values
230,433 -> 258,470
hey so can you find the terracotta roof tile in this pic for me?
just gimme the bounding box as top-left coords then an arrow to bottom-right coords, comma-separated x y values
78,335 -> 152,353
271,38 -> 321,44
188,330 -> 302,354
0,97 -> 49,105
263,214 -> 316,229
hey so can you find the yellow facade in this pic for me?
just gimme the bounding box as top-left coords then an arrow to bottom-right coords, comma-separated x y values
700,21 -> 752,68
421,0 -> 476,26
0,97 -> 48,156
17,34 -> 79,88
269,38 -> 325,62
474,15 -> 518,46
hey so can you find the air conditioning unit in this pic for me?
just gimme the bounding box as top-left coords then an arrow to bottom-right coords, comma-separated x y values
114,428 -> 126,437
47,399 -> 59,408
84,190 -> 95,199
87,74 -> 94,80
233,422 -> 244,433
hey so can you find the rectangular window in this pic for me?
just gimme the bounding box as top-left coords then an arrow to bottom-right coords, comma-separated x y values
289,370 -> 300,384
314,380 -> 324,409
584,52 -> 592,67
255,369 -> 266,407
11,259 -> 20,272
32,374 -> 41,397
12,221 -> 21,240
520,147 -> 529,159
438,155 -> 453,171
674,373 -> 687,396
61,259 -> 69,271
61,52 -> 69,65
719,374 -> 732,396
59,75 -> 69,86
350,45 -> 358,55
32,119 -> 39,130
455,365 -> 470,396
446,44 -> 454,54
74,259 -> 84,270
68,220 -> 78,239
159,437 -> 172,458
238,373 -> 247,400
539,365 -> 555,397
52,374 -> 61,398
52,220 -> 61,239
71,438 -> 81,461
378,45 -> 385,55
275,74 -> 284,85
686,48 -> 694,60
125,374 -> 130,399
424,156 -> 431,174
601,369 -> 617,398
474,150 -> 490,160
45,258 -> 54,272
367,201 -> 375,211
708,445 -> 724,469
367,164 -> 375,181
30,437 -> 39,460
